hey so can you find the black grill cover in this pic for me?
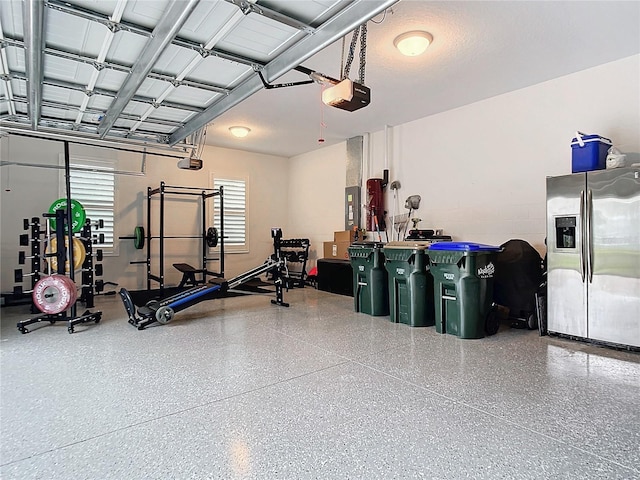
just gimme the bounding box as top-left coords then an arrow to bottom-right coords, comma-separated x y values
493,239 -> 543,316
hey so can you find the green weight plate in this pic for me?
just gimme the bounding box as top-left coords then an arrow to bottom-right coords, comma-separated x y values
48,198 -> 86,233
134,226 -> 145,250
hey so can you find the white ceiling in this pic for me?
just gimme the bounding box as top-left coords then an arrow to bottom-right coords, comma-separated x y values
1,0 -> 638,159
212,0 -> 640,157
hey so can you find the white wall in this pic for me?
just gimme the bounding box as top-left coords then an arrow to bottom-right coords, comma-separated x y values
0,137 -> 289,292
197,145 -> 290,279
1,136 -> 65,294
286,141 -> 347,264
289,54 -> 640,259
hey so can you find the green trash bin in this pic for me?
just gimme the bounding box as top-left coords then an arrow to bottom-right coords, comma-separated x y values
348,242 -> 389,316
383,241 -> 435,327
428,242 -> 502,339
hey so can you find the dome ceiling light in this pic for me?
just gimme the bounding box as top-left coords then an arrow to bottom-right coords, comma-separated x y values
394,31 -> 433,57
229,126 -> 251,138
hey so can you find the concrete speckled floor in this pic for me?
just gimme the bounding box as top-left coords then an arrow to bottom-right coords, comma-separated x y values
1,288 -> 639,479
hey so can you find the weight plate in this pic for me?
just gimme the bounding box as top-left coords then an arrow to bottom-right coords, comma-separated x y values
206,227 -> 218,247
46,235 -> 86,273
155,305 -> 174,324
32,275 -> 73,315
134,226 -> 145,250
58,275 -> 78,306
48,199 -> 86,233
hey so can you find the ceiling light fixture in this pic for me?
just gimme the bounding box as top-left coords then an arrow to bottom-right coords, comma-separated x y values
394,31 -> 433,57
229,126 -> 251,138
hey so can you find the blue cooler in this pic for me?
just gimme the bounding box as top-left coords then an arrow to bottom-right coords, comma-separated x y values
571,132 -> 612,173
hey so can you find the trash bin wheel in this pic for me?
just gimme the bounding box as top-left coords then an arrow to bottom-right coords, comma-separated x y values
527,312 -> 538,330
485,310 -> 500,336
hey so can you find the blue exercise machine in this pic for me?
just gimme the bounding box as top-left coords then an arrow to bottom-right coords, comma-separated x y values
119,228 -> 290,330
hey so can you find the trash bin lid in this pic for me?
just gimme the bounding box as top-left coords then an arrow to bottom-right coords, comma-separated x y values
429,241 -> 501,252
384,240 -> 431,251
351,241 -> 385,247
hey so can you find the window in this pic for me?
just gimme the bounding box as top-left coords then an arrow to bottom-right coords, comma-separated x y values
60,158 -> 116,253
212,176 -> 247,252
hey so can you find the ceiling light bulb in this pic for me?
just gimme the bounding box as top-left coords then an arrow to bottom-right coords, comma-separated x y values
229,126 -> 250,138
394,31 -> 433,57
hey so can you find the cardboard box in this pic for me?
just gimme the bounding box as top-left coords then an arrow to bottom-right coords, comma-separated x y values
323,241 -> 351,260
334,230 -> 356,243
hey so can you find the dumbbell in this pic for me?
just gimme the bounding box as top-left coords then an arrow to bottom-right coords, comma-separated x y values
76,249 -> 104,262
14,268 -> 39,283
81,279 -> 116,294
23,217 -> 41,231
77,264 -> 103,276
12,283 -> 46,296
80,233 -> 105,244
18,251 -> 41,265
81,219 -> 105,230
86,264 -> 103,276
94,249 -> 104,261
13,285 -> 31,296
19,234 -> 42,246
78,278 -> 102,288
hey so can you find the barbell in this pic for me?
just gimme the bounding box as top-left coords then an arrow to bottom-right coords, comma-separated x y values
120,226 -> 218,249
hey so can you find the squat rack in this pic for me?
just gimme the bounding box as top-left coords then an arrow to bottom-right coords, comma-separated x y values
145,181 -> 224,294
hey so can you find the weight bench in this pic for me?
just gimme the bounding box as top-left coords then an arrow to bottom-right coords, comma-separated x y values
173,263 -> 205,288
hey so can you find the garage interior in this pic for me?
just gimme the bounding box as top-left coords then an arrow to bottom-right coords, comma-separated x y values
1,0 -> 639,478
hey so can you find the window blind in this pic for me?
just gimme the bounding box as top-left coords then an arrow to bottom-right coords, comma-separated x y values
64,163 -> 115,250
213,177 -> 246,249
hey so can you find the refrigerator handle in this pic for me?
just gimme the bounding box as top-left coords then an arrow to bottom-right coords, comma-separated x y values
587,189 -> 594,283
580,189 -> 586,282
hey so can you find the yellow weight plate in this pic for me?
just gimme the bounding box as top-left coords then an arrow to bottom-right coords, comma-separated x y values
46,235 -> 86,273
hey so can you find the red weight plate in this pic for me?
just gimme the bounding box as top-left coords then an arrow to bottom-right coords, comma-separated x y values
32,275 -> 73,314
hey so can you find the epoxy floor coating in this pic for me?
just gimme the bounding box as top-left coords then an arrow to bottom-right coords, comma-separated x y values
1,288 -> 639,479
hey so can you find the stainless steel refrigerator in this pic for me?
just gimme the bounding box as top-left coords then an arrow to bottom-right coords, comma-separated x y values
546,167 -> 640,349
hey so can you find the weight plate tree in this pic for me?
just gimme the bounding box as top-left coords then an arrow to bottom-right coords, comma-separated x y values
16,212 -> 106,334
16,140 -> 103,334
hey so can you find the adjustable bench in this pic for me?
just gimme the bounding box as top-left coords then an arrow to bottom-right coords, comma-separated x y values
172,263 -> 205,288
